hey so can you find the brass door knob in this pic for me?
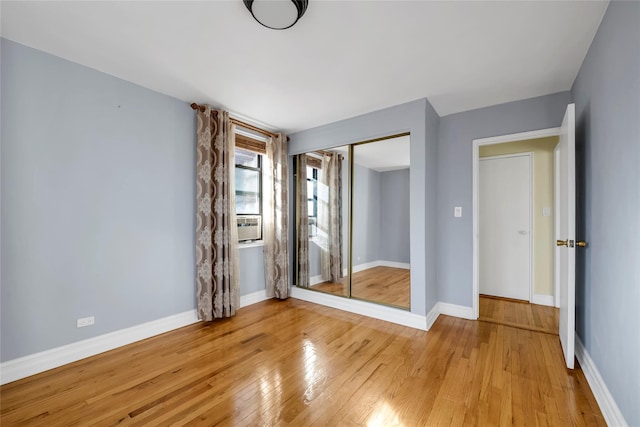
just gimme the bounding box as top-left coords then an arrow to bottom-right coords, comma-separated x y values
556,239 -> 568,247
576,241 -> 588,247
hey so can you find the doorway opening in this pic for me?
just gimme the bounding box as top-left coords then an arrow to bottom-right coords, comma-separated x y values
472,128 -> 561,319
479,152 -> 533,301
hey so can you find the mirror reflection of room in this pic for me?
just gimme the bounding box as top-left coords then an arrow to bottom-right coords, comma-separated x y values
350,136 -> 411,309
295,135 -> 411,310
296,147 -> 349,296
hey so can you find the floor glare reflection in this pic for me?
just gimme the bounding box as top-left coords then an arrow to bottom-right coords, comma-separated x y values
302,338 -> 319,403
367,401 -> 404,427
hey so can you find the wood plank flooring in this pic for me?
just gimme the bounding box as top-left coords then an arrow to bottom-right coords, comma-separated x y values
480,295 -> 559,335
0,299 -> 604,426
310,266 -> 410,308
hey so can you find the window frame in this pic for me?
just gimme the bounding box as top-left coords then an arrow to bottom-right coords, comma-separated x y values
234,130 -> 267,243
235,151 -> 262,217
307,166 -> 319,238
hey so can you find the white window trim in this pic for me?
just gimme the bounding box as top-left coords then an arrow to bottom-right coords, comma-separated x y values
238,240 -> 264,249
235,135 -> 265,246
235,127 -> 268,142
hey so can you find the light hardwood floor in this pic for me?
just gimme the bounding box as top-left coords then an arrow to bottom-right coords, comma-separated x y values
479,295 -> 559,335
1,299 -> 603,426
310,266 -> 410,308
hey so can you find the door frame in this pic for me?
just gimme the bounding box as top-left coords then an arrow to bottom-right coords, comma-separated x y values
472,127 -> 561,319
479,152 -> 534,302
554,148 -> 561,308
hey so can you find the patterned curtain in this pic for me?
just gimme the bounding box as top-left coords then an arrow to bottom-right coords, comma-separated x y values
320,153 -> 343,283
195,107 -> 240,320
263,133 -> 290,299
296,155 -> 310,288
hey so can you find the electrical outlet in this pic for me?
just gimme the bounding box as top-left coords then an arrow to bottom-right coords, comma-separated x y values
77,316 -> 95,328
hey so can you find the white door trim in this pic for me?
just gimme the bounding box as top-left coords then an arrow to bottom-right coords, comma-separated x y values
472,127 -> 561,319
554,147 -> 561,308
479,152 -> 534,302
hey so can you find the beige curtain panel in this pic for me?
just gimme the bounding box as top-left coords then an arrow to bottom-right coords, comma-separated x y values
263,133 -> 290,299
320,153 -> 343,283
195,107 -> 240,320
296,154 -> 310,288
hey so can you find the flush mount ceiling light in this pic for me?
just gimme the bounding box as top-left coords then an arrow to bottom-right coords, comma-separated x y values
243,0 -> 308,30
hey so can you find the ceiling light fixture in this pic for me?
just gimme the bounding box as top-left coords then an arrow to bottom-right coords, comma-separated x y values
243,0 -> 308,30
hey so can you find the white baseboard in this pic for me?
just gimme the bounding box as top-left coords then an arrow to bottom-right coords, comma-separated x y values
438,302 -> 476,319
240,290 -> 269,307
377,260 -> 410,269
0,289 -> 272,386
352,261 -> 381,273
0,295 -> 477,387
291,287 -> 478,333
425,303 -> 440,330
291,287 -> 428,330
310,261 -> 410,282
352,260 -> 410,273
532,293 -> 555,307
575,336 -> 628,427
424,302 -> 475,330
309,274 -> 324,286
0,309 -> 199,386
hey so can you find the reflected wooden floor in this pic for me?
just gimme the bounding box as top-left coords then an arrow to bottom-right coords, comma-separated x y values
480,295 -> 559,335
310,266 -> 410,308
309,276 -> 349,297
1,299 -> 604,426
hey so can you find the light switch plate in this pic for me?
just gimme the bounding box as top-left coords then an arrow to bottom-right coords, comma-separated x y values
454,206 -> 462,218
543,207 -> 551,217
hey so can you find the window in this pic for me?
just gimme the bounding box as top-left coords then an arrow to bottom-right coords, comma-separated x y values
234,132 -> 267,243
235,147 -> 261,215
307,166 -> 319,238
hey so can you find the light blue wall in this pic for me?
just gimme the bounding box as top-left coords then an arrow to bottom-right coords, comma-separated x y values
352,166 -> 410,266
306,162 -> 409,277
0,40 -> 265,362
289,98 -> 439,316
436,92 -> 571,306
0,39 -> 196,361
353,164 -> 410,266
352,163 -> 381,266
238,246 -> 266,295
308,241 -> 321,278
380,169 -> 410,264
571,2 -> 640,424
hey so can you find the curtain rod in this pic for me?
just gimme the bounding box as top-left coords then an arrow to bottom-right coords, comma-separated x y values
190,103 -> 280,139
308,149 -> 342,157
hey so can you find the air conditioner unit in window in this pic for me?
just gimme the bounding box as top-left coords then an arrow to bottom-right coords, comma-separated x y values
237,215 -> 262,241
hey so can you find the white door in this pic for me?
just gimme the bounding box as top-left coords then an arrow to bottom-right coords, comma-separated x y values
555,103 -> 576,369
479,154 -> 532,301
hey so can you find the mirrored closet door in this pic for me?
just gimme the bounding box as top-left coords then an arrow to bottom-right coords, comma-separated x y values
294,135 -> 411,310
351,136 -> 411,308
295,146 -> 349,297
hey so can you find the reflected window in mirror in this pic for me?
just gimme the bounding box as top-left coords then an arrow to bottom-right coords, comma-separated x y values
307,166 -> 318,238
295,149 -> 348,296
294,136 -> 411,310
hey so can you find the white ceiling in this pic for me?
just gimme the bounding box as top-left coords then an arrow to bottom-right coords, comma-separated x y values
1,1 -> 608,133
328,135 -> 410,171
354,136 -> 410,172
